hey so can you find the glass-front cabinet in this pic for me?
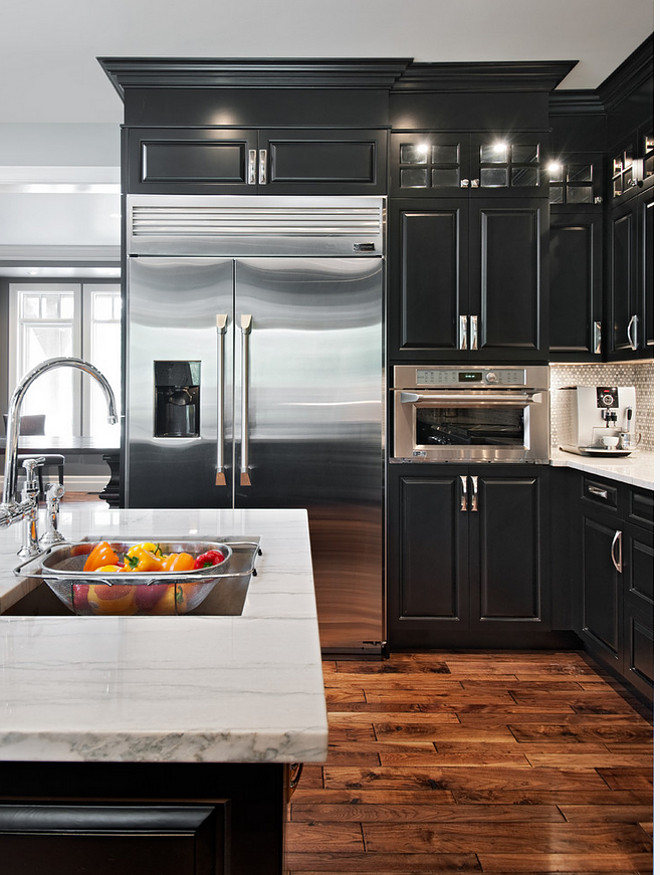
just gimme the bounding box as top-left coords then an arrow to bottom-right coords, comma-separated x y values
390,131 -> 547,198
610,128 -> 654,201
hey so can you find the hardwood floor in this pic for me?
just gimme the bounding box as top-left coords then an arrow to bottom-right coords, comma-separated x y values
286,651 -> 653,875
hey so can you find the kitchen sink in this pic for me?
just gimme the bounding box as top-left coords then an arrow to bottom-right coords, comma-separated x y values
5,536 -> 261,618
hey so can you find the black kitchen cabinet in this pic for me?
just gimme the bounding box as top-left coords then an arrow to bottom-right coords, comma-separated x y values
548,210 -> 604,359
390,131 -> 547,198
576,474 -> 654,702
389,197 -> 548,361
0,760 -> 291,875
607,185 -> 653,360
125,127 -> 387,195
387,464 -> 551,648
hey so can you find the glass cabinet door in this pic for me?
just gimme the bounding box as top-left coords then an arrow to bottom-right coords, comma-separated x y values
470,133 -> 547,197
390,132 -> 470,197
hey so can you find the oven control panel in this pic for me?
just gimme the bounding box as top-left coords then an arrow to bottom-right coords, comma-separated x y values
415,368 -> 525,387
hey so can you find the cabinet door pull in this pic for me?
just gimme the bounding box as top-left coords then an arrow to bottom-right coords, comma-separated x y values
627,314 -> 639,351
610,529 -> 623,574
459,475 -> 468,512
593,321 -> 602,355
247,150 -> 257,185
459,315 -> 468,350
587,485 -> 608,500
471,178 -> 480,188
469,315 -> 479,350
470,475 -> 479,512
258,149 -> 268,185
460,179 -> 470,188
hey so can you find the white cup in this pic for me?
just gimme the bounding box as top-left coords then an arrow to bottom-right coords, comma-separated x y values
602,435 -> 619,449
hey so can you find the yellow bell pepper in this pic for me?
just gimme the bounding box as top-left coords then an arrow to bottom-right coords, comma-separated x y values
123,545 -> 164,573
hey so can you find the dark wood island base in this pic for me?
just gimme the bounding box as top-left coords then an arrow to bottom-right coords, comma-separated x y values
0,760 -> 292,875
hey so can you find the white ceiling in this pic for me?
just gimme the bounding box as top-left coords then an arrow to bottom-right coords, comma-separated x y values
0,0 -> 654,124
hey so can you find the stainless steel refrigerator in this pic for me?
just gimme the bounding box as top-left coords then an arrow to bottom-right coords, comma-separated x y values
124,195 -> 385,653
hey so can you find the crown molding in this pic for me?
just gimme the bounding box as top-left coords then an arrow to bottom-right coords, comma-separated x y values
597,34 -> 654,112
392,60 -> 578,93
549,90 -> 605,116
98,58 -> 413,96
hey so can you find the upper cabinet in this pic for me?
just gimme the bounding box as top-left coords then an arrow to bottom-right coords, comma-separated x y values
607,184 -> 654,359
390,131 -> 548,198
125,127 -> 388,195
389,196 -> 548,362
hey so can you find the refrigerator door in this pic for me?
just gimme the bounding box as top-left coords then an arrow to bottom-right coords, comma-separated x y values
234,257 -> 384,651
125,256 -> 235,508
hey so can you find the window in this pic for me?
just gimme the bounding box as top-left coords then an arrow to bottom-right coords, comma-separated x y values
8,282 -> 121,438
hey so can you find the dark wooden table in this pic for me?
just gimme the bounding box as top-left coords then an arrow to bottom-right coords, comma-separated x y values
0,437 -> 120,507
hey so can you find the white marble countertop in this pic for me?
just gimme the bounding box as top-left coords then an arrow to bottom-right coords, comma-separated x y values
550,448 -> 654,491
0,507 -> 328,765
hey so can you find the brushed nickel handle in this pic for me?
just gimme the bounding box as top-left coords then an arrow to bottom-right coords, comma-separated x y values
215,314 -> 228,486
587,485 -> 608,500
258,149 -> 268,185
610,529 -> 623,574
593,320 -> 602,355
471,178 -> 480,188
470,475 -> 479,512
460,179 -> 470,188
240,314 -> 253,486
459,315 -> 468,350
460,475 -> 468,511
469,315 -> 479,350
248,150 -> 257,185
627,314 -> 639,351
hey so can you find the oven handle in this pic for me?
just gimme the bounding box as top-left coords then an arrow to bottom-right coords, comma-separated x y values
398,391 -> 544,405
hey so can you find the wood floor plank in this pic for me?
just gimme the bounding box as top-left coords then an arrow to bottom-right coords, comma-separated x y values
477,852 -> 654,873
290,802 -> 565,824
362,822 -> 653,854
558,803 -> 653,822
285,851 -> 481,873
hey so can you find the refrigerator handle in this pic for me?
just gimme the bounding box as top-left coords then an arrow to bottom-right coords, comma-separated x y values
240,314 -> 253,486
215,314 -> 228,486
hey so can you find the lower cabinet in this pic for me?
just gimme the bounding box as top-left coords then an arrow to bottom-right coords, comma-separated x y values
387,464 -> 551,648
0,761 -> 290,875
577,475 -> 654,702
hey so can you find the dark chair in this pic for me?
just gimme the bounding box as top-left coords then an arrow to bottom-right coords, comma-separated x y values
3,414 -> 65,498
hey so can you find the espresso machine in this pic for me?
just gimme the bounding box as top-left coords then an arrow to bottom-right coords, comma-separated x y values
559,385 -> 637,456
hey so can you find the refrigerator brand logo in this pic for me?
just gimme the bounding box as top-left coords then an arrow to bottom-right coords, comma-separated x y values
412,450 -> 427,458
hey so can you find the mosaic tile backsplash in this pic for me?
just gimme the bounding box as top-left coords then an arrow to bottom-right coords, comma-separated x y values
550,362 -> 654,451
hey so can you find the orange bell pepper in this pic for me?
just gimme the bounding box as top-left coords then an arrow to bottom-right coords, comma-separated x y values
83,541 -> 120,572
161,551 -> 195,572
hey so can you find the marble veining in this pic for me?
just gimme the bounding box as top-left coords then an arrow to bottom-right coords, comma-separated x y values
0,508 -> 328,764
550,449 -> 654,490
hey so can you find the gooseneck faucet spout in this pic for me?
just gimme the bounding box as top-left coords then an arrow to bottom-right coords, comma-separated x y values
1,357 -> 118,512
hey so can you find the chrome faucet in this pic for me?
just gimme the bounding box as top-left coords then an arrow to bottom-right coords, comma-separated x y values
0,357 -> 118,552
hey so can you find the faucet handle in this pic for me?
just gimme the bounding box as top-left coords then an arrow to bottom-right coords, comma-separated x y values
21,456 -> 45,486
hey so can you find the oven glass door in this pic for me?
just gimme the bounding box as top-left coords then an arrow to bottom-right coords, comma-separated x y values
414,403 -> 525,448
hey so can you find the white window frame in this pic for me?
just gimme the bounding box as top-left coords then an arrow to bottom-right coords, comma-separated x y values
8,281 -> 121,437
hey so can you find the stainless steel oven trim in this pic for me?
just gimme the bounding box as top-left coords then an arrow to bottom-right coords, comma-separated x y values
391,365 -> 550,463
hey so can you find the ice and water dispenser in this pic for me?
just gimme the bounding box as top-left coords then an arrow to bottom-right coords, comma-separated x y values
154,361 -> 200,438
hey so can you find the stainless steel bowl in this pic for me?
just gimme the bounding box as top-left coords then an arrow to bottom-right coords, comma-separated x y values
36,540 -> 232,615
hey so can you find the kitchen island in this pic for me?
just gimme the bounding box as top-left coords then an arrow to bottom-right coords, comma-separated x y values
0,507 -> 327,874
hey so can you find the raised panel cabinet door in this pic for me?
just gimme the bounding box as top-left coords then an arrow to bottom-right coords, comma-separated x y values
0,804 -> 220,875
608,201 -> 636,356
469,470 -> 547,628
389,199 -> 467,357
387,470 -> 469,647
470,198 -> 547,356
260,129 -> 387,193
640,188 -> 654,350
548,212 -> 603,358
581,515 -> 622,658
125,128 -> 259,194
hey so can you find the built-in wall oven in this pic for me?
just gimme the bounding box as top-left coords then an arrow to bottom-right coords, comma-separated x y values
392,365 -> 549,463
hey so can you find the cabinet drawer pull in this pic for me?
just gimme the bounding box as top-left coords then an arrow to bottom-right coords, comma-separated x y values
610,529 -> 623,574
247,150 -> 257,185
469,315 -> 479,350
258,149 -> 268,185
587,486 -> 609,500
